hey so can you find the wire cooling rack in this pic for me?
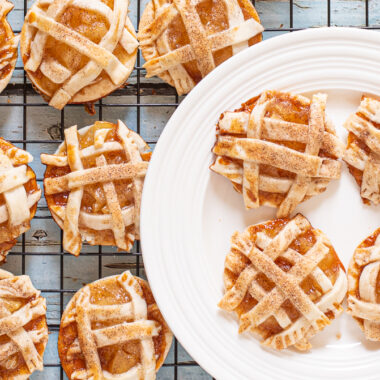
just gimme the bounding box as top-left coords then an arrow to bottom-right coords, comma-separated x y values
1,0 -> 380,379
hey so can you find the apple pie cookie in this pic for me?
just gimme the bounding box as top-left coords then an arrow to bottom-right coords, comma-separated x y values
41,121 -> 151,256
0,0 -> 19,94
211,90 -> 344,217
138,0 -> 263,95
0,268 -> 48,379
347,228 -> 380,341
218,214 -> 347,350
343,97 -> 380,205
0,139 -> 41,262
58,271 -> 173,380
20,0 -> 138,110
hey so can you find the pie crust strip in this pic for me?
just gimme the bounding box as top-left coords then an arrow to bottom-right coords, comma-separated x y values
41,142 -> 124,167
242,99 -> 268,208
211,156 -> 330,197
277,94 -> 326,217
96,154 -> 127,250
0,0 -> 12,19
62,303 -> 134,327
117,121 -> 144,238
51,204 -> 134,232
62,125 -> 84,255
119,271 -> 157,380
142,18 -> 263,77
219,112 -> 344,157
44,161 -> 148,194
361,154 -> 380,204
213,136 -> 341,178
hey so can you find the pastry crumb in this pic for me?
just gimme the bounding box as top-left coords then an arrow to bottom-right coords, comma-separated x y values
336,333 -> 341,340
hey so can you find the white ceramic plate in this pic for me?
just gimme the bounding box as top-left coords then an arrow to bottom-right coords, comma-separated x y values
141,28 -> 380,380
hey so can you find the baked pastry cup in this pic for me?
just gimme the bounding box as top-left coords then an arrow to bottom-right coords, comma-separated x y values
58,270 -> 173,379
138,0 -> 263,95
347,228 -> 380,341
20,0 -> 138,110
218,214 -> 347,351
0,139 -> 41,262
0,268 -> 48,378
41,120 -> 151,256
0,0 -> 19,93
343,96 -> 380,205
211,90 -> 344,217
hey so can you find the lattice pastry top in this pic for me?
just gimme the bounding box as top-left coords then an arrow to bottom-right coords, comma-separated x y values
42,121 -> 151,256
343,96 -> 380,205
138,0 -> 263,95
0,139 -> 41,262
58,271 -> 173,380
347,228 -> 380,341
0,268 -> 48,379
218,214 -> 347,350
20,0 -> 139,110
211,90 -> 344,217
0,0 -> 19,94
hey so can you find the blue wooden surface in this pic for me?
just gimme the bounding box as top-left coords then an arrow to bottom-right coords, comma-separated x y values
0,0 -> 379,379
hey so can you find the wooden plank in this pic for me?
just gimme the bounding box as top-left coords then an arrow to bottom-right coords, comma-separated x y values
0,0 -> 379,379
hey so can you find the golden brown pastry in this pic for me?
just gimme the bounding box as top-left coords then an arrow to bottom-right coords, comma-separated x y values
21,0 -> 138,110
211,90 -> 344,217
0,268 -> 48,378
0,0 -> 19,93
343,96 -> 380,205
58,271 -> 173,379
41,120 -> 151,256
218,214 -> 347,350
138,0 -> 263,95
0,139 -> 41,262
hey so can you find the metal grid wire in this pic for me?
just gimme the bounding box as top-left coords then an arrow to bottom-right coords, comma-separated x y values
0,0 -> 379,378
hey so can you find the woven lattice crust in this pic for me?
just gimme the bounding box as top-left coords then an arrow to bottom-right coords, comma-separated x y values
211,90 -> 344,217
0,269 -> 48,379
219,214 -> 347,350
58,271 -> 173,380
138,0 -> 263,95
21,0 -> 138,109
42,121 -> 151,256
